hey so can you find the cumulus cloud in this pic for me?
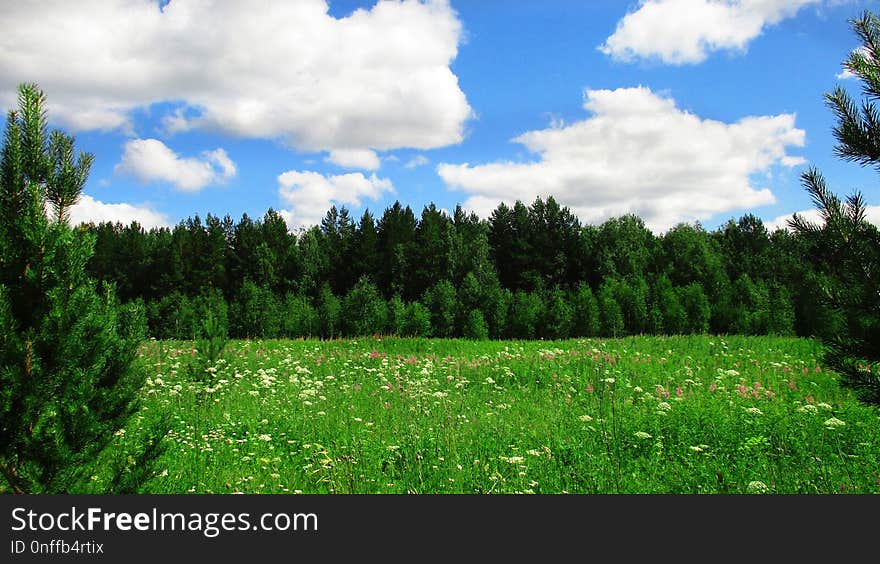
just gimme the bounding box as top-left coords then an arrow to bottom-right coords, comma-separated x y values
325,149 -> 381,170
765,206 -> 880,231
69,194 -> 170,229
277,170 -> 394,229
600,0 -> 821,65
437,86 -> 806,232
115,139 -> 236,192
0,0 -> 470,154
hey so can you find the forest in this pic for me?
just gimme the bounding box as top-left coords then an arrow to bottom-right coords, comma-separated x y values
83,199 -> 832,342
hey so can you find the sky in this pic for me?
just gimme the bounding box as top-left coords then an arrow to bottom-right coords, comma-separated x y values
2,0 -> 880,234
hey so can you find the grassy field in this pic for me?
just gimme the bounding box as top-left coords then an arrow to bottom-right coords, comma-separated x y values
102,335 -> 880,494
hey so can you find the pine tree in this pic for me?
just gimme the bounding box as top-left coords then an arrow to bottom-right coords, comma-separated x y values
0,83 -> 164,493
790,11 -> 880,404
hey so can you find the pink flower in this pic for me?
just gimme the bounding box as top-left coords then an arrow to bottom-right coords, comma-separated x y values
369,350 -> 379,359
788,381 -> 796,390
675,386 -> 684,397
805,395 -> 814,404
383,402 -> 391,410
586,384 -> 594,393
708,383 -> 718,392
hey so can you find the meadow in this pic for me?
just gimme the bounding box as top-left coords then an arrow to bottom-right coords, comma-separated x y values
106,335 -> 880,494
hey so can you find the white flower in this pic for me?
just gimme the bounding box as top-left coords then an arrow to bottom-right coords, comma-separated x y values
578,415 -> 593,423
824,417 -> 846,429
634,431 -> 652,440
816,402 -> 833,410
747,481 -> 769,494
657,402 -> 672,412
258,434 -> 272,442
743,407 -> 764,416
797,404 -> 818,414
485,377 -> 496,385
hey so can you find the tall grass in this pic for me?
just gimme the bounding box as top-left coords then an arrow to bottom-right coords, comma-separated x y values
98,335 -> 880,494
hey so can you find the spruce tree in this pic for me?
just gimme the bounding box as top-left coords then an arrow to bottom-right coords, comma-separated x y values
0,83 -> 163,492
790,11 -> 880,404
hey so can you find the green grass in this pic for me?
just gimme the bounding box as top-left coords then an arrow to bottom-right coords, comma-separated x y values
104,335 -> 880,494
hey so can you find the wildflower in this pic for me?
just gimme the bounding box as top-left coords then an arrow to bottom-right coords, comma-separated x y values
816,402 -> 832,410
708,383 -> 718,392
747,481 -> 769,494
797,404 -> 818,414
633,386 -> 643,394
485,377 -> 495,385
675,386 -> 684,397
824,417 -> 846,429
386,445 -> 400,451
578,415 -> 593,423
634,431 -> 652,440
743,407 -> 764,416
656,402 -> 672,412
603,377 -> 615,385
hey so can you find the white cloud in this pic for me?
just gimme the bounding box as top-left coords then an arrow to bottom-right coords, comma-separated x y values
404,155 -> 431,168
765,206 -> 880,231
0,0 -> 471,155
69,194 -> 170,229
277,170 -> 394,229
600,0 -> 821,65
115,139 -> 236,192
325,149 -> 381,170
437,86 -> 806,232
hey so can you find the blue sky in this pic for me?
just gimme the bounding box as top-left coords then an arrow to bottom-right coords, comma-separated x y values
2,0 -> 879,233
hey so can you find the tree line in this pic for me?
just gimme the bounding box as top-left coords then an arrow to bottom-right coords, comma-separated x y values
83,197 -> 837,342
